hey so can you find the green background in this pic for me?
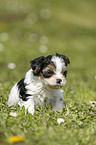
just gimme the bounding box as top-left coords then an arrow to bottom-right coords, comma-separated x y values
0,0 -> 96,144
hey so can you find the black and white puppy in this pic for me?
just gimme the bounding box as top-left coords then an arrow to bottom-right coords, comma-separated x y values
8,53 -> 70,115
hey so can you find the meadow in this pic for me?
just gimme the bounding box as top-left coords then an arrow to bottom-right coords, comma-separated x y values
0,0 -> 96,144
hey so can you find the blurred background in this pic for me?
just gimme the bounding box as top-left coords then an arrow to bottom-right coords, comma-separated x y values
0,0 -> 96,89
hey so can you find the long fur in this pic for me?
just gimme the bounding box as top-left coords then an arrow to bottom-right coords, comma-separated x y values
8,53 -> 70,115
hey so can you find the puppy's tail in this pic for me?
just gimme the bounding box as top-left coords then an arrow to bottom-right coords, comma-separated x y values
8,84 -> 20,107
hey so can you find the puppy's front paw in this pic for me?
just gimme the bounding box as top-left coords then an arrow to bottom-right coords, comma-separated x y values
28,107 -> 35,115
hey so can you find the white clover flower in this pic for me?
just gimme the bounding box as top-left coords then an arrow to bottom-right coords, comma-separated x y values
10,112 -> 17,117
7,63 -> 16,69
57,118 -> 64,125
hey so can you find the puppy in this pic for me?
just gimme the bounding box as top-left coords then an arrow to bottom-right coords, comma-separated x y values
8,53 -> 70,115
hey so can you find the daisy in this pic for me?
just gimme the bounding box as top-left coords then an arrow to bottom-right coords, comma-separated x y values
9,112 -> 17,117
90,101 -> 96,104
57,118 -> 64,125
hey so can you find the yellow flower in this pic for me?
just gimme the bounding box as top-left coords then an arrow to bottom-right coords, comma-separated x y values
8,136 -> 25,143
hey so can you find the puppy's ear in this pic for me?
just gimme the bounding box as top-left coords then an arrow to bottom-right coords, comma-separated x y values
30,56 -> 45,75
63,55 -> 70,66
56,53 -> 70,66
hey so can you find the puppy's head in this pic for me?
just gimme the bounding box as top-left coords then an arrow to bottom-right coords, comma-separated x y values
30,53 -> 70,89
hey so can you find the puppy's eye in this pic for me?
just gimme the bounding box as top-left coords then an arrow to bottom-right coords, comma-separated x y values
47,70 -> 53,75
43,70 -> 54,78
62,70 -> 67,77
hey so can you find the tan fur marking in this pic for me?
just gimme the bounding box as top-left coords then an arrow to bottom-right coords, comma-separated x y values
42,64 -> 55,72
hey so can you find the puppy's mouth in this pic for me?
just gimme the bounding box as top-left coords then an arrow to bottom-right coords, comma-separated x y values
48,84 -> 63,89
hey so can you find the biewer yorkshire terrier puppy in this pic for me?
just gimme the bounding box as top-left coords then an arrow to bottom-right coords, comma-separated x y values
8,53 -> 70,115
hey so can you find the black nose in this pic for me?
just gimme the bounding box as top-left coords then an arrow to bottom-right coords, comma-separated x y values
56,79 -> 62,84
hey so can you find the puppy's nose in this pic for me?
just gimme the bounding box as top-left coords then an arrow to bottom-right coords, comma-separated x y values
56,79 -> 62,84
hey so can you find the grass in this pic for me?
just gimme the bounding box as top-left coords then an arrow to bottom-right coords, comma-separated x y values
0,0 -> 96,144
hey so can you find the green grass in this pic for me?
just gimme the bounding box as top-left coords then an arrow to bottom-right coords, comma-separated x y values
0,0 -> 96,144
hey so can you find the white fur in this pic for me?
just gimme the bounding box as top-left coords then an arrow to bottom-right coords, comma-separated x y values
51,56 -> 65,73
8,69 -> 65,115
44,56 -> 66,87
8,84 -> 19,107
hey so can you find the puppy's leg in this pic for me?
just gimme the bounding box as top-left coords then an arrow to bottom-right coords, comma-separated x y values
50,90 -> 65,112
8,84 -> 20,107
52,96 -> 65,112
18,98 -> 35,115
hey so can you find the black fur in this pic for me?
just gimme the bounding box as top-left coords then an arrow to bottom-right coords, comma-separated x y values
17,79 -> 31,101
56,53 -> 70,66
30,53 -> 70,76
62,70 -> 67,78
41,55 -> 55,70
30,55 -> 54,76
30,56 -> 45,76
